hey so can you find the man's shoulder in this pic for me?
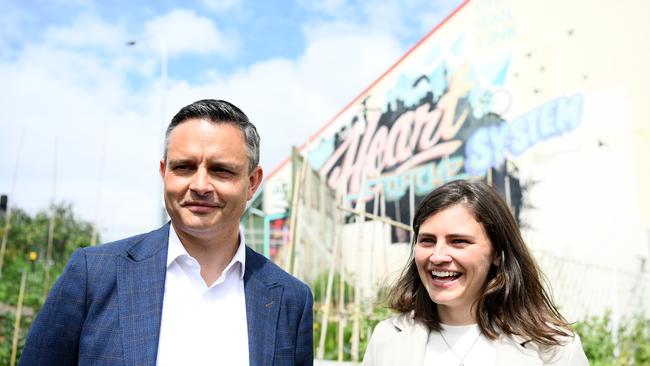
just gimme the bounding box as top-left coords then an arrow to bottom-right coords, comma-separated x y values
82,225 -> 169,257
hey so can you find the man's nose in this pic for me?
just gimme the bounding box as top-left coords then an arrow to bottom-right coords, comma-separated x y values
189,169 -> 213,195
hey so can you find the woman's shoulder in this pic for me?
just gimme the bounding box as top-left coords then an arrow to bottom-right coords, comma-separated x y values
363,313 -> 430,366
499,331 -> 589,365
371,312 -> 429,341
374,313 -> 416,332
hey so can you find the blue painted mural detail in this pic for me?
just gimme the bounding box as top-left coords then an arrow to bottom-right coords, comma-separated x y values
308,136 -> 335,170
464,93 -> 583,175
344,156 -> 469,203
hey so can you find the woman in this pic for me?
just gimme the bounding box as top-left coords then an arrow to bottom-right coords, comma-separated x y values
362,180 -> 588,366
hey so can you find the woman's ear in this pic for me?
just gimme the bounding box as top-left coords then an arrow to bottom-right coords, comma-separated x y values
493,250 -> 504,267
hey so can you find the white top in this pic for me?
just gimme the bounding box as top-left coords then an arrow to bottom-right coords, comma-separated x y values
156,225 -> 249,366
423,323 -> 497,366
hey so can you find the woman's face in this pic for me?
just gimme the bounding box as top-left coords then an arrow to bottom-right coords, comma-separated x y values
414,204 -> 497,324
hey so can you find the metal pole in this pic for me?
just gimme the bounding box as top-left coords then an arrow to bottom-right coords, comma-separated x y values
43,138 -> 58,298
155,32 -> 168,226
91,121 -> 108,246
126,32 -> 168,227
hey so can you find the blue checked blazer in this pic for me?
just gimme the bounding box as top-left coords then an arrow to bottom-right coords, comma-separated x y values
20,224 -> 314,366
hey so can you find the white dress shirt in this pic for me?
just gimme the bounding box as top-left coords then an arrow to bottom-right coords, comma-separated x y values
156,225 -> 249,366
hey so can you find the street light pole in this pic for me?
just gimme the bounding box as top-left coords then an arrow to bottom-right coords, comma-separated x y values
127,31 -> 169,226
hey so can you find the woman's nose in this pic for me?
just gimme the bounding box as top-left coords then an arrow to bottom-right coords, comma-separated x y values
428,243 -> 452,264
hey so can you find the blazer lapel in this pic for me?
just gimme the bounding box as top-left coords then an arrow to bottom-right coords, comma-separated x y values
244,247 -> 283,366
117,224 -> 170,366
386,315 -> 429,366
495,335 -> 544,366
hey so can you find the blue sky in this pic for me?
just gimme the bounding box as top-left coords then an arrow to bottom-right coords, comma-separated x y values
0,0 -> 462,240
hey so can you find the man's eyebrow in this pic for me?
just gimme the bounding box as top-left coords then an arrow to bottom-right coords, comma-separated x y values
167,159 -> 195,166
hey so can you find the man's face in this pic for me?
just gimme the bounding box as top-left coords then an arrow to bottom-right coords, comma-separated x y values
160,118 -> 262,239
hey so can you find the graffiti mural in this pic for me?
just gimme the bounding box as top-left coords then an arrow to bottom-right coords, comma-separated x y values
307,46 -> 583,242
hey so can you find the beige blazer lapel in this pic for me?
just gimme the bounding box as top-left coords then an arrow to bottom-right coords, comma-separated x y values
495,336 -> 544,366
391,315 -> 429,366
363,314 -> 429,366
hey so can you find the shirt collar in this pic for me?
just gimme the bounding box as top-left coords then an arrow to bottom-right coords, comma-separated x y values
167,224 -> 246,280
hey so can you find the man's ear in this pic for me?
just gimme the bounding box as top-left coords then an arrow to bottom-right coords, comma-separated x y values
159,159 -> 166,178
247,166 -> 263,200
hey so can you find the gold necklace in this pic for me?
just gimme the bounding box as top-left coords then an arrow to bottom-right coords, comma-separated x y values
439,329 -> 481,366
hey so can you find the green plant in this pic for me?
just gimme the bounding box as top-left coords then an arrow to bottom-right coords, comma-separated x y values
574,310 -> 650,366
0,203 -> 95,365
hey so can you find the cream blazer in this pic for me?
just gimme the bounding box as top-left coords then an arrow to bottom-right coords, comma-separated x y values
361,314 -> 589,366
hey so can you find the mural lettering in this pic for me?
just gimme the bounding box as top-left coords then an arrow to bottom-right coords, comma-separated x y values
319,68 -> 472,196
465,94 -> 583,175
345,156 -> 468,203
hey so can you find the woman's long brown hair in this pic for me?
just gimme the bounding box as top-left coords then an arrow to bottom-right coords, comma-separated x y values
387,179 -> 572,346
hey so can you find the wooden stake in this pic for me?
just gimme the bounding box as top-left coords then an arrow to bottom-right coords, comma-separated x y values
318,179 -> 327,298
350,173 -> 366,362
296,166 -> 313,279
408,174 -> 415,244
0,128 -> 25,278
367,189 -> 379,314
337,255 -> 345,362
43,209 -> 55,299
380,189 -> 389,280
487,167 -> 493,186
337,204 -> 411,231
10,271 -> 27,366
0,209 -> 12,279
316,196 -> 342,359
285,151 -> 308,274
504,161 -> 512,210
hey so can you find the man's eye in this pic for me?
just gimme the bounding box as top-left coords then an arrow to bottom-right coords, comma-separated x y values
173,165 -> 192,171
211,168 -> 234,175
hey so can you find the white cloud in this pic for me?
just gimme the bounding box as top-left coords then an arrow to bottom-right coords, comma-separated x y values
0,18 -> 163,242
144,9 -> 235,58
0,3 -> 453,242
297,0 -> 463,42
43,15 -> 130,51
162,20 -> 403,173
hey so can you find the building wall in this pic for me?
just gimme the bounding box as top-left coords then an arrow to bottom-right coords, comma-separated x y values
263,0 -> 650,318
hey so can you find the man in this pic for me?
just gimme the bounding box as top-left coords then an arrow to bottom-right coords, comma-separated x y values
21,99 -> 313,365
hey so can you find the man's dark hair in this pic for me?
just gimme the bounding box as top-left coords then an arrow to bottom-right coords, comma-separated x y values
164,99 -> 260,172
